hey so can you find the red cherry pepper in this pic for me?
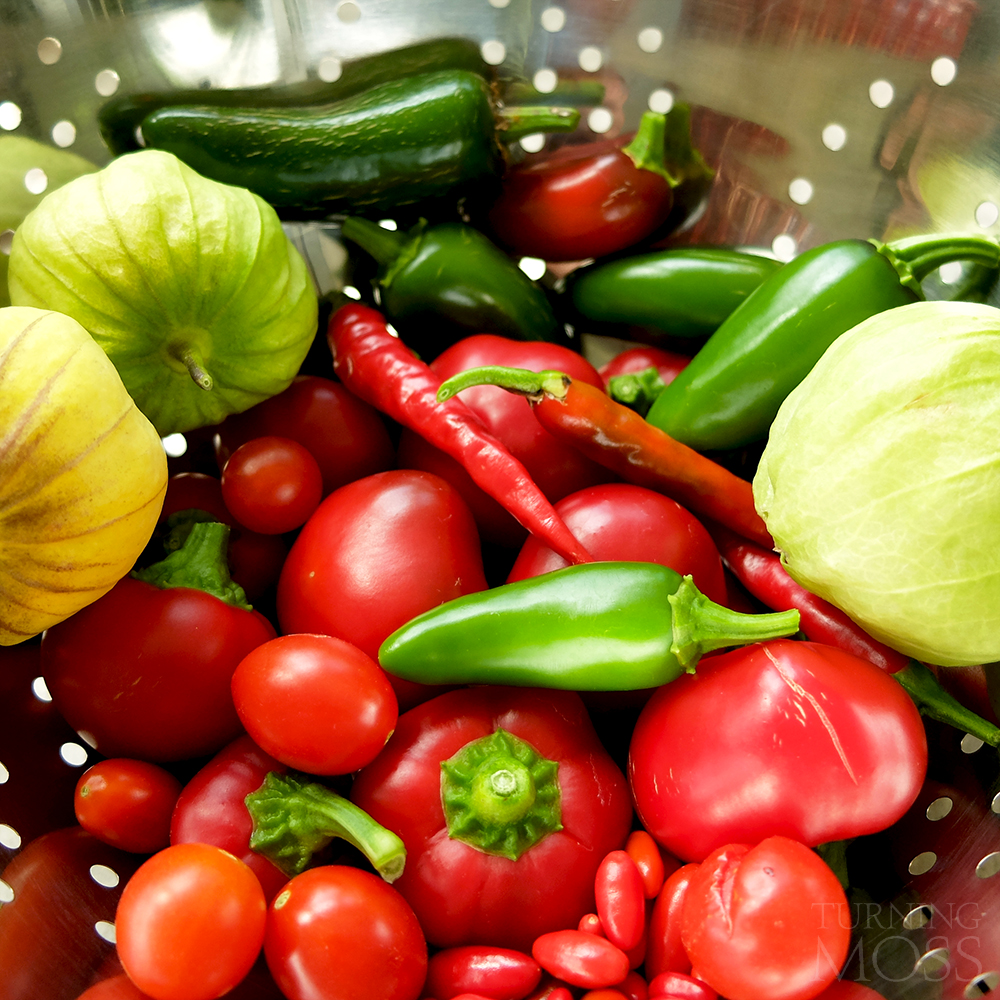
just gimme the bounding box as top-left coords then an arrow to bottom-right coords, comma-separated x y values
436,366 -> 772,549
595,850 -> 646,952
425,945 -> 543,1000
328,303 -> 591,565
531,930 -> 630,989
486,110 -> 679,262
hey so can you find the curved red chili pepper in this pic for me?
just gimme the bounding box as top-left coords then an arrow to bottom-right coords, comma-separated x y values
436,367 -> 772,549
328,303 -> 592,566
705,520 -> 908,674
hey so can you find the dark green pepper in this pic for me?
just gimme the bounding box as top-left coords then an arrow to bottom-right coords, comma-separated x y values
137,69 -> 579,217
567,246 -> 782,341
340,216 -> 563,347
645,232 -> 1000,451
378,562 -> 800,691
99,36 -> 489,156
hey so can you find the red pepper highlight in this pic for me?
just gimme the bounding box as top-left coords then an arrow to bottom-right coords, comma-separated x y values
436,367 -> 772,549
531,930 -> 631,989
328,304 -> 592,566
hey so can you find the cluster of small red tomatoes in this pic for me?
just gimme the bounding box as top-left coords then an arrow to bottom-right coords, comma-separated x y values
6,331 -> 928,1000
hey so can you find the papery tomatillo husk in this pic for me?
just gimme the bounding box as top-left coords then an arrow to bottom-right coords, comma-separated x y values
753,299 -> 1000,667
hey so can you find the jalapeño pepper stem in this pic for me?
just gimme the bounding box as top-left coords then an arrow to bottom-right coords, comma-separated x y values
131,519 -> 251,611
440,728 -> 562,861
339,216 -> 407,265
621,110 -> 680,185
874,233 -> 1000,295
245,771 -> 407,882
496,103 -> 580,143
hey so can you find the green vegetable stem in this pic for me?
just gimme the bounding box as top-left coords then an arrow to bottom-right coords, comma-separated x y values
379,562 -> 801,690
645,232 -> 1000,451
340,216 -> 563,348
137,69 -> 580,217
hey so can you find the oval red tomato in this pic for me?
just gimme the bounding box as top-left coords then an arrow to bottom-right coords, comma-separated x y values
231,634 -> 397,775
681,837 -> 850,1000
116,842 -> 267,1000
628,639 -> 928,862
263,865 -> 427,1000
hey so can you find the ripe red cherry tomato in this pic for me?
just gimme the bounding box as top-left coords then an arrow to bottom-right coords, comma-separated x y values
231,634 -> 398,775
74,758 -> 182,854
222,436 -> 323,535
116,843 -> 267,1000
681,837 -> 850,1000
263,865 -> 428,1000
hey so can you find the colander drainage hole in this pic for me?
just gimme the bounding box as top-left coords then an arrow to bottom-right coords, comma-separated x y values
90,864 -> 120,888
0,878 -> 13,903
0,824 -> 21,850
966,972 -> 1000,998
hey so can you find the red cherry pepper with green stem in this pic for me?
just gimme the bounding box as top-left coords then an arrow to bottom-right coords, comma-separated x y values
328,303 -> 592,565
486,109 -> 689,263
436,365 -> 772,549
706,520 -> 1000,747
350,686 -> 634,951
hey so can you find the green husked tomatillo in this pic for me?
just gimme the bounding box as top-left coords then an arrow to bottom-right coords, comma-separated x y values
7,149 -> 318,436
753,299 -> 1000,667
379,562 -> 800,690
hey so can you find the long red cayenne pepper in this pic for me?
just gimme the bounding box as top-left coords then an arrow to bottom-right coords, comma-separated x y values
706,519 -> 1000,746
436,365 -> 773,549
327,304 -> 592,566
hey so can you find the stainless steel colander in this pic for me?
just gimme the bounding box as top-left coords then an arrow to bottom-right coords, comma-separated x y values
3,1 -> 1000,998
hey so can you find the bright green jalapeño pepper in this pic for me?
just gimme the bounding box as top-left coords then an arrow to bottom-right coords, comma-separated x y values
378,562 -> 800,691
645,232 -> 1000,451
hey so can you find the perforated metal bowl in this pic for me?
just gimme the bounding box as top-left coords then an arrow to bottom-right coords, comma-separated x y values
3,2 -> 1000,998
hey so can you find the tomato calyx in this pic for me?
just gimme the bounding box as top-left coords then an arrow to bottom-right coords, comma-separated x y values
245,770 -> 407,882
132,518 -> 251,611
441,727 -> 562,861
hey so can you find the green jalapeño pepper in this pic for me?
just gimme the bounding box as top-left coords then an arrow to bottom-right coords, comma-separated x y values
99,36 -> 489,156
340,216 -> 563,348
567,246 -> 782,341
645,232 -> 1000,451
137,69 -> 579,217
378,562 -> 800,690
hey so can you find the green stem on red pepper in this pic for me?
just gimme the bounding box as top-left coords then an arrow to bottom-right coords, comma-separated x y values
131,519 -> 250,611
606,365 -> 668,416
440,728 -> 562,861
245,771 -> 407,882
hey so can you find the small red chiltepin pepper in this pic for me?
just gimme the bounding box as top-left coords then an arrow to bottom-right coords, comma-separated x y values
436,365 -> 772,550
328,304 -> 592,566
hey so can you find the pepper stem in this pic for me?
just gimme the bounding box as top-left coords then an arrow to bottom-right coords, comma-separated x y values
437,365 -> 570,404
607,366 -> 667,416
131,520 -> 251,611
245,771 -> 407,882
340,216 -> 408,267
621,110 -> 681,185
496,104 -> 580,143
893,661 -> 1000,747
668,575 -> 801,671
440,728 -> 562,861
874,233 -> 1000,296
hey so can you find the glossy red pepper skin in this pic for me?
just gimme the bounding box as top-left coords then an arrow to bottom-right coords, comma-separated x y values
624,830 -> 668,900
531,930 -> 631,989
647,971 -> 717,1000
595,850 -> 646,952
169,734 -> 289,902
328,303 -> 591,565
350,686 -> 633,951
425,945 -> 542,1000
486,133 -> 674,263
645,864 -> 698,979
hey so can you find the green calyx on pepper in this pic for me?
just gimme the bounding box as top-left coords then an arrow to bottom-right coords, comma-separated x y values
131,518 -> 250,611
441,728 -> 562,861
245,770 -> 407,882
